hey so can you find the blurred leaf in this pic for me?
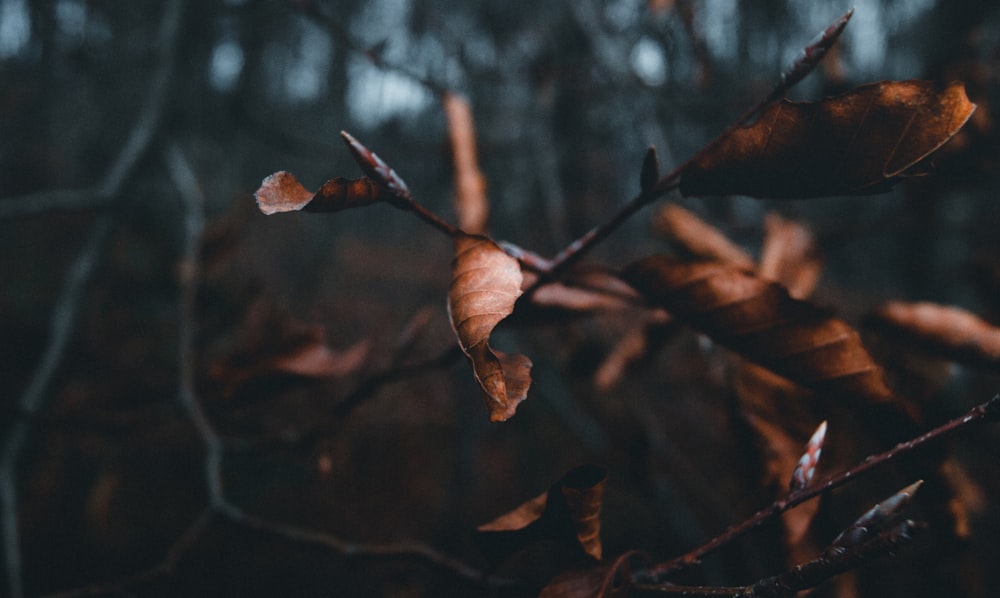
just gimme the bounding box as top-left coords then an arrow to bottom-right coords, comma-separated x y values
867,301 -> 1000,372
476,464 -> 607,566
652,203 -> 755,269
623,255 -> 897,405
443,91 -> 490,234
680,81 -> 976,198
758,213 -> 822,299
254,171 -> 388,215
539,551 -> 642,598
448,233 -> 532,421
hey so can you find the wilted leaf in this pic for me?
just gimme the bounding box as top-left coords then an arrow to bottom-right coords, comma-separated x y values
255,171 -> 388,215
680,80 -> 976,198
867,301 -> 1000,371
443,91 -> 489,234
623,256 -> 897,405
476,464 -> 607,566
448,233 -> 532,421
652,204 -> 755,269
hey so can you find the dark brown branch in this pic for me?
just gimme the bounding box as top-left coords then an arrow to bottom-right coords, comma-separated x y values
641,393 -> 1000,582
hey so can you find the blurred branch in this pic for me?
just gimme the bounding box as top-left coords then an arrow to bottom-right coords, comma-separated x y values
0,216 -> 113,598
0,0 -> 183,219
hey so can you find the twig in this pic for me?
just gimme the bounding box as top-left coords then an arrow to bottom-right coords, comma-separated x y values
640,393 -> 1000,582
525,9 -> 854,296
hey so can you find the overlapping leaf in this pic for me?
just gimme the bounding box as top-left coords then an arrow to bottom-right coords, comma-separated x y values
255,171 -> 389,215
680,80 -> 976,198
623,255 -> 896,405
475,464 -> 607,566
448,233 -> 532,422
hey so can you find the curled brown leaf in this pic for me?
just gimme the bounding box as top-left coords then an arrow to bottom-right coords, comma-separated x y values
680,80 -> 976,198
448,233 -> 532,422
623,255 -> 897,405
475,464 -> 607,565
255,171 -> 387,215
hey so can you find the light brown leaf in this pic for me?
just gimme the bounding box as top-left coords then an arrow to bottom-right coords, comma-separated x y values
680,80 -> 976,198
443,92 -> 490,234
475,464 -> 607,565
759,213 -> 822,299
623,255 -> 896,405
652,203 -> 755,269
867,301 -> 1000,371
448,233 -> 532,421
255,171 -> 387,215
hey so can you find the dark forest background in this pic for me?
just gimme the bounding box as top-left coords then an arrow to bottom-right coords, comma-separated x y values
2,1 -> 1000,596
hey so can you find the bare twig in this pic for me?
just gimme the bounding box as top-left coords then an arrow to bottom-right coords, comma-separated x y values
640,393 -> 1000,582
526,9 -> 853,295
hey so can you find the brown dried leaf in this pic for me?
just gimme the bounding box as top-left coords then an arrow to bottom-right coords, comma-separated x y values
475,464 -> 607,566
623,255 -> 896,404
255,171 -> 387,215
443,92 -> 489,234
652,203 -> 755,269
448,233 -> 532,421
759,213 -> 822,299
680,81 -> 976,198
867,301 -> 1000,371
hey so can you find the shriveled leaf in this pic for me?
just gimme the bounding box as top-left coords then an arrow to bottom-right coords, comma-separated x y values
652,203 -> 755,269
867,301 -> 1000,371
623,256 -> 897,405
448,233 -> 532,421
476,464 -> 607,566
255,171 -> 387,215
680,80 -> 976,198
443,91 -> 489,234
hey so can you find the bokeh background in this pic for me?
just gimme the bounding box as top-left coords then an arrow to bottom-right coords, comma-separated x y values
2,0 -> 1000,596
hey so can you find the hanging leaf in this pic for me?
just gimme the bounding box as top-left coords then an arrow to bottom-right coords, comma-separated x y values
475,464 -> 607,566
867,301 -> 1000,372
255,171 -> 388,215
448,233 -> 532,422
679,80 -> 976,198
622,255 -> 897,405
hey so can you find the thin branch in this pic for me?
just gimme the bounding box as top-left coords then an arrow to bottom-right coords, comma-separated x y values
526,9 -> 854,294
640,393 -> 1000,582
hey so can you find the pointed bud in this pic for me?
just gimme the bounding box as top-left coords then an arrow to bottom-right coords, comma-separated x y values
790,420 -> 827,492
340,131 -> 412,207
640,146 -> 660,194
827,480 -> 923,553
